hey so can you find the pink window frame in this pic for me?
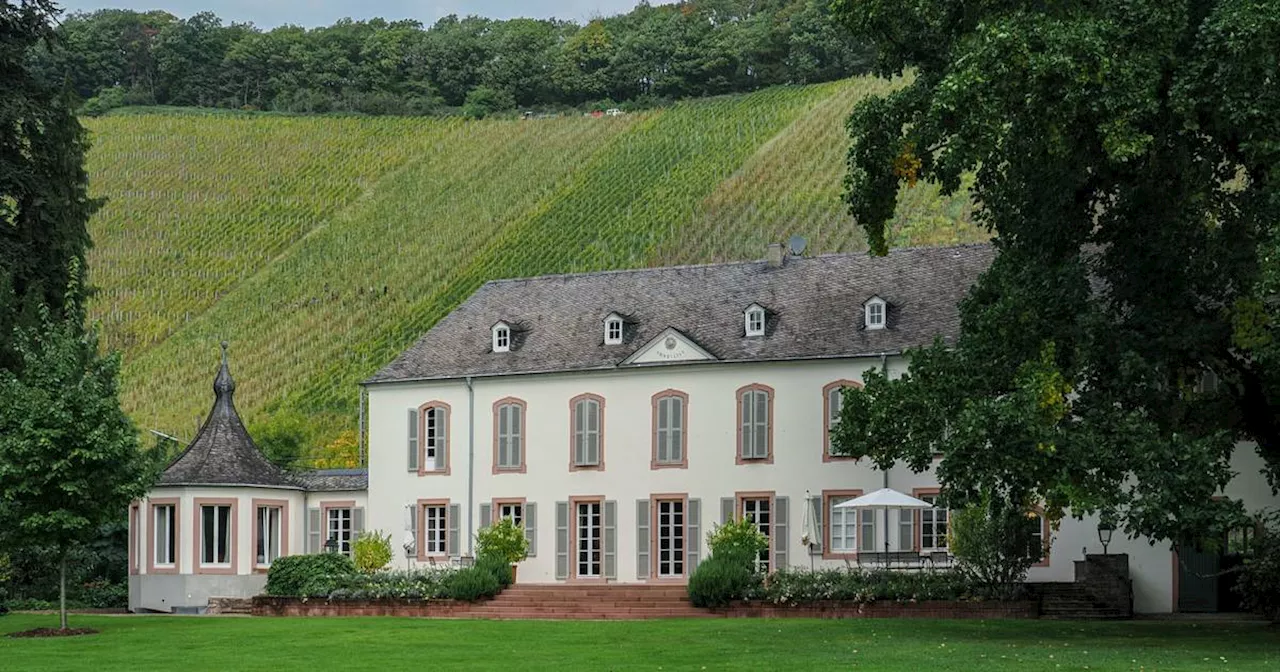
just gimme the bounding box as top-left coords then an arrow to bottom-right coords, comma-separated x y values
568,495 -> 607,583
1030,507 -> 1051,568
193,497 -> 238,575
319,499 -> 357,556
821,489 -> 863,560
416,498 -> 451,561
735,490 -> 776,571
649,492 -> 690,582
650,389 -> 690,470
822,379 -> 861,462
128,502 -> 140,575
492,397 -> 528,474
417,401 -> 452,476
146,498 -> 180,575
735,384 -> 775,464
251,498 -> 290,573
568,393 -> 606,472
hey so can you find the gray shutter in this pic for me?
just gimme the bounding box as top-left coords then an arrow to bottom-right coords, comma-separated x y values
353,508 -> 365,537
307,508 -> 321,553
439,408 -> 449,471
721,497 -> 735,525
448,504 -> 461,558
687,498 -> 701,570
808,495 -> 823,555
604,500 -> 617,580
774,497 -> 788,571
555,501 -> 569,580
479,503 -> 492,528
740,394 -> 751,458
755,392 -> 769,458
636,499 -> 650,579
409,504 -> 419,556
407,408 -> 419,471
525,503 -> 537,557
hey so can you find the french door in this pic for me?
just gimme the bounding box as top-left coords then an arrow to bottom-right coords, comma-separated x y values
656,499 -> 685,578
742,498 -> 771,572
576,501 -> 602,578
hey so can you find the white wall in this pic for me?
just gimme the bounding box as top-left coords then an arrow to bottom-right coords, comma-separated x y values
367,357 -> 1279,613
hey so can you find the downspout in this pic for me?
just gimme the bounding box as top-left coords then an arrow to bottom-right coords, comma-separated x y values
466,376 -> 475,557
881,353 -> 890,554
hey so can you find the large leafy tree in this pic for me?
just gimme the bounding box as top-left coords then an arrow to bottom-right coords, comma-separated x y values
831,0 -> 1279,544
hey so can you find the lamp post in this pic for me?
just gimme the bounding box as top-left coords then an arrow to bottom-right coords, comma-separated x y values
1097,522 -> 1114,555
324,537 -> 339,554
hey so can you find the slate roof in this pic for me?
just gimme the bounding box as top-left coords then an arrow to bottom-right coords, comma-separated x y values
159,343 -> 300,489
292,469 -> 369,492
368,244 -> 995,384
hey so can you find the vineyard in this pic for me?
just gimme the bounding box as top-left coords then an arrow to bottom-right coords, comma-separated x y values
83,76 -> 986,446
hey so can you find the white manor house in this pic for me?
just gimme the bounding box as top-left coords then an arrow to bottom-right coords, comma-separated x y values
128,243 -> 1277,615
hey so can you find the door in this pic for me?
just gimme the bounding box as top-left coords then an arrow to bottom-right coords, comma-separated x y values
575,501 -> 602,578
655,500 -> 685,578
1177,542 -> 1220,613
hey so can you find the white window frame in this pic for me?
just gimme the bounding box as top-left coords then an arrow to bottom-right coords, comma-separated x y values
742,498 -> 771,572
498,502 -> 523,527
827,385 -> 844,455
744,304 -> 766,337
829,498 -> 857,553
424,505 -> 448,555
492,322 -> 511,352
920,496 -> 948,551
655,499 -> 686,578
604,317 -> 624,345
154,504 -> 176,567
200,504 -> 232,567
654,394 -> 684,465
865,298 -> 886,330
576,501 -> 603,578
256,506 -> 282,567
327,507 -> 354,556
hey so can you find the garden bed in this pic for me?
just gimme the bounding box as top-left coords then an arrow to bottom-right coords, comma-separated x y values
253,595 -> 485,618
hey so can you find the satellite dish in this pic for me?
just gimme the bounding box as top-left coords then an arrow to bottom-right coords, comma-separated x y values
788,234 -> 808,256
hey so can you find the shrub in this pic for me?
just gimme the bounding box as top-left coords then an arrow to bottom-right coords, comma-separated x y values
949,494 -> 1046,600
476,518 -> 529,565
475,553 -> 513,589
326,569 -> 451,600
763,568 -> 975,606
443,566 -> 501,602
1236,510 -> 1280,621
265,553 -> 356,597
687,555 -> 761,608
707,518 -> 769,567
79,579 -> 128,608
353,530 -> 393,573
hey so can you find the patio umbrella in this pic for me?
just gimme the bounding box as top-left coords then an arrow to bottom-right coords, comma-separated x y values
801,490 -> 819,569
833,488 -> 933,556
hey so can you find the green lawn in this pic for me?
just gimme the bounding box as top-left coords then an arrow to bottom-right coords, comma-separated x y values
1,614 -> 1276,671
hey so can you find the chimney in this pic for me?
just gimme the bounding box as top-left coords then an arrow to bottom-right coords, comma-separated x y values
766,242 -> 785,269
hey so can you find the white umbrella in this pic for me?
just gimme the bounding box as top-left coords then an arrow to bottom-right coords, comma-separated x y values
833,487 -> 932,510
833,488 -> 932,559
801,491 -> 819,569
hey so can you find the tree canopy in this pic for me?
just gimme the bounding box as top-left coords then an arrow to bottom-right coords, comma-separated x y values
831,0 -> 1280,544
29,1 -> 874,116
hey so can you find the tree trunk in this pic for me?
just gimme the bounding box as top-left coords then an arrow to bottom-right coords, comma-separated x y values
59,553 -> 68,631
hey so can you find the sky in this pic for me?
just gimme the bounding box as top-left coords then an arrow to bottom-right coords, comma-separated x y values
56,1 -> 659,27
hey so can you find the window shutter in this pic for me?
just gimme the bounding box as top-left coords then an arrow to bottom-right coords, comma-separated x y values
512,405 -> 522,466
479,503 -> 491,529
439,409 -> 449,471
409,504 -> 419,556
604,500 -> 617,580
636,499 -> 650,579
447,504 -> 461,558
687,498 -> 701,569
353,508 -> 365,538
408,408 -> 419,471
671,398 -> 683,462
525,502 -> 537,557
740,394 -> 751,458
307,508 -> 321,554
808,495 -> 823,555
754,392 -> 769,458
554,502 -> 569,580
773,497 -> 788,571
720,497 -> 735,526
573,402 -> 585,465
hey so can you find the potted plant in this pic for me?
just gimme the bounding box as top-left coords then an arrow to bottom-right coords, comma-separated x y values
476,518 -> 530,583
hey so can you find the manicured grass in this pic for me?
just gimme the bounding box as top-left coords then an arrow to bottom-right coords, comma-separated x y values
1,614 -> 1276,671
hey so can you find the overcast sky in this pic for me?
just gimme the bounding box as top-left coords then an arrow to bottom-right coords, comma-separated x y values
57,1 -> 660,28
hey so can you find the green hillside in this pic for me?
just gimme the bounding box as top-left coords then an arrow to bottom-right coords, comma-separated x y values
82,76 -> 986,445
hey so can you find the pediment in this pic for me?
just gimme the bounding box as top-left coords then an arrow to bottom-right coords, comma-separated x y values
622,328 -> 717,365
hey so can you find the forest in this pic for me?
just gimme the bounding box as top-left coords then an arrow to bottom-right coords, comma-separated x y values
30,0 -> 873,117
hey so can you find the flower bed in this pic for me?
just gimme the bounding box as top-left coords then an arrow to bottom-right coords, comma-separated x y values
761,568 -> 978,606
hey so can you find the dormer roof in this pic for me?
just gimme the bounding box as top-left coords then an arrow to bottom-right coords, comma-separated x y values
159,342 -> 298,489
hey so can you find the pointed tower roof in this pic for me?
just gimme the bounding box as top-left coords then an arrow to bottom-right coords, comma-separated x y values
158,342 -> 299,489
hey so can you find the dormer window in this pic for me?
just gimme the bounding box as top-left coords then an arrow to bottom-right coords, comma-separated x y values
492,321 -> 511,353
864,297 -> 886,330
604,313 -> 624,345
744,304 -> 766,337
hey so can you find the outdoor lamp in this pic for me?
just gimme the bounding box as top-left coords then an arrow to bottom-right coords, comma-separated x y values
324,537 -> 339,554
1097,522 -> 1114,555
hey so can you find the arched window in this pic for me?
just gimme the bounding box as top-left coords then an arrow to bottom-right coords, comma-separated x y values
651,390 -> 689,468
570,394 -> 605,470
736,384 -> 773,463
493,398 -> 527,473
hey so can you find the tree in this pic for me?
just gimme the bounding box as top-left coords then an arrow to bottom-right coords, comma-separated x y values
0,305 -> 153,630
1,0 -> 101,372
830,0 -> 1280,545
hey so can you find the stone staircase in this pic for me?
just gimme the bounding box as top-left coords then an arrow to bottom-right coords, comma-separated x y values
467,584 -> 713,620
1039,554 -> 1133,620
